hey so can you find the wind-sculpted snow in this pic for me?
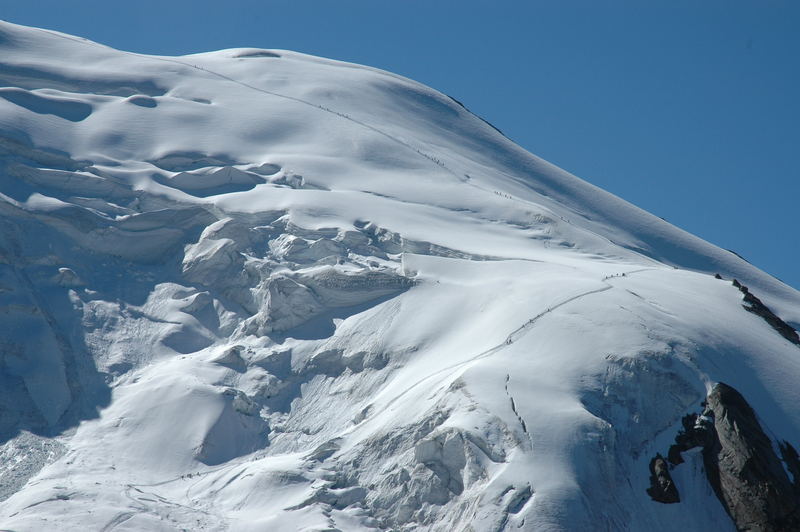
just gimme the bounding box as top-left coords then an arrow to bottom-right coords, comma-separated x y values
1,20 -> 799,531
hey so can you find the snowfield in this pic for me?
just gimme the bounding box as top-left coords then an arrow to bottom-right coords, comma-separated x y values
1,20 -> 799,531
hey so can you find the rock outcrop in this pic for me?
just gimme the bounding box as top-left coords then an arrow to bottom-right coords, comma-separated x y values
646,454 -> 680,503
703,383 -> 800,531
732,279 -> 800,346
649,382 -> 800,531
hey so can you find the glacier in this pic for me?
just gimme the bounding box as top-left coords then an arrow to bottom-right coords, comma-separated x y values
1,20 -> 799,531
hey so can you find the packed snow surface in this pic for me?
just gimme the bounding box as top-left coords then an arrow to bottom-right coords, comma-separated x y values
1,21 -> 799,531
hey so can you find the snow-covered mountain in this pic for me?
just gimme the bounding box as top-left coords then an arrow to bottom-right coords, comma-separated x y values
1,20 -> 799,531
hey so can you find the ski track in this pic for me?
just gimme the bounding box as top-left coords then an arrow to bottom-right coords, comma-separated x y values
374,268 -> 656,418
3,22 -> 799,532
99,268 -> 656,527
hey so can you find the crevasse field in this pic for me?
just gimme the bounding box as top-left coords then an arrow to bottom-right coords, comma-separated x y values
1,21 -> 799,531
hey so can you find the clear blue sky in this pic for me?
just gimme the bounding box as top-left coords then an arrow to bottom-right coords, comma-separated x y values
4,1 -> 798,289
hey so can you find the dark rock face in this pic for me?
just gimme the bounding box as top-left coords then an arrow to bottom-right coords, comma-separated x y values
647,454 -> 680,503
648,383 -> 800,531
732,280 -> 800,346
702,383 -> 800,531
779,441 -> 800,497
667,413 -> 715,466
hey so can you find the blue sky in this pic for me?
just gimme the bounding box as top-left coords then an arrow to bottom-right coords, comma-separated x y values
4,1 -> 799,288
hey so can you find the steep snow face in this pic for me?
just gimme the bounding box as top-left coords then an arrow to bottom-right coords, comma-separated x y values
1,21 -> 799,531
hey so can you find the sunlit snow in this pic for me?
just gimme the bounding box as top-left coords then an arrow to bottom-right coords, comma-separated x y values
1,21 -> 798,531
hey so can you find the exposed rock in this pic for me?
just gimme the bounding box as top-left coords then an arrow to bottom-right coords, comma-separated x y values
732,280 -> 800,345
646,454 -> 680,503
702,383 -> 800,531
667,412 -> 715,465
779,441 -> 800,493
649,383 -> 800,531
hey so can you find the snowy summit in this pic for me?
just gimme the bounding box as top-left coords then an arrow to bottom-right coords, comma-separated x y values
1,21 -> 799,531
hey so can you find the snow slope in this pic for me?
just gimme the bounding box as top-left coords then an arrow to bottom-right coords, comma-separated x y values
1,20 -> 798,531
